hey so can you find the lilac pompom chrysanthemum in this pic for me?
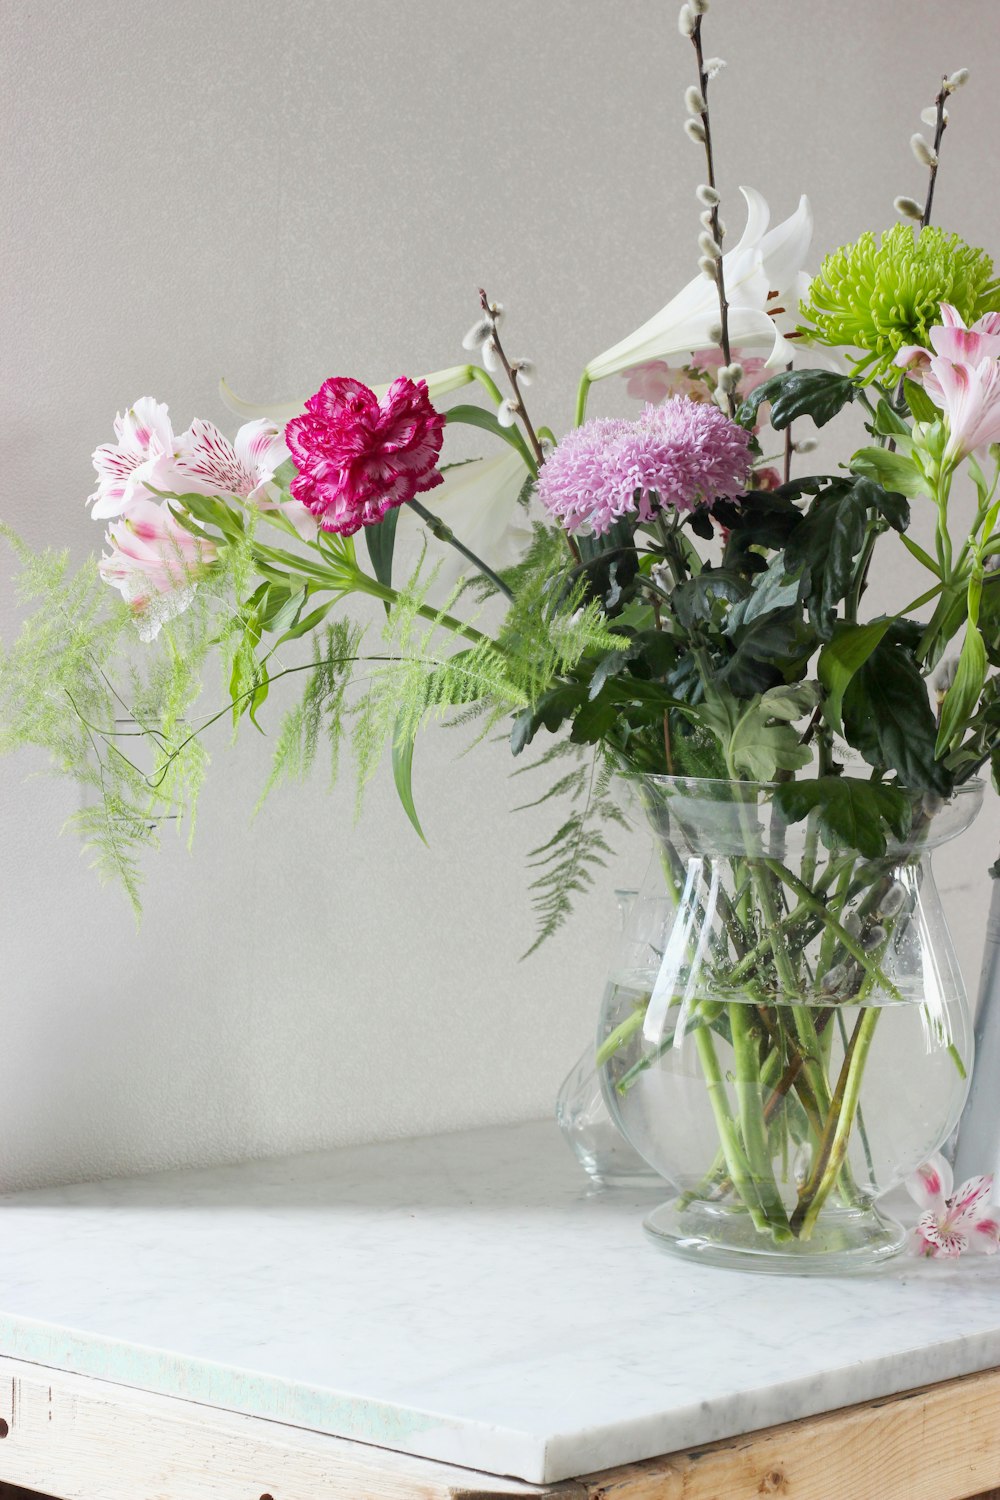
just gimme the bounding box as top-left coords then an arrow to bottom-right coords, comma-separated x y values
537,397 -> 752,535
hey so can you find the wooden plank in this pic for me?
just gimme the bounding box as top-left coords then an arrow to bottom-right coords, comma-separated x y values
0,1357 -> 566,1500
579,1366 -> 1000,1500
2,1355 -> 1000,1500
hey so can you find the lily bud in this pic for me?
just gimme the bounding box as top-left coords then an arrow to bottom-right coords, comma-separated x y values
910,133 -> 939,168
695,183 -> 720,207
945,67 -> 970,90
894,195 -> 924,221
677,4 -> 696,36
684,118 -> 707,144
698,230 -> 722,259
685,85 -> 707,115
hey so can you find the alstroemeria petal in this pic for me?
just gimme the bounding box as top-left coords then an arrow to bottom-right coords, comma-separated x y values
907,1153 -> 953,1213
970,1217 -> 1000,1254
915,1209 -> 966,1257
219,365 -> 475,428
949,1174 -> 995,1228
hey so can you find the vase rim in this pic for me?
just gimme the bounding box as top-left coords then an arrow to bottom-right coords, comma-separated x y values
617,772 -> 985,796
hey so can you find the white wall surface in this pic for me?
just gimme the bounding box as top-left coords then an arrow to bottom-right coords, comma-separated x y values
1,0 -> 998,1189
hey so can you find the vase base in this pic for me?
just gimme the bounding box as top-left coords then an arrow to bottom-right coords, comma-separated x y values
643,1196 -> 908,1276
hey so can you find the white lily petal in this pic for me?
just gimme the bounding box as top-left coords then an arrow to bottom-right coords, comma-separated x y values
585,187 -> 810,382
758,195 -> 814,300
731,185 -> 771,256
219,365 -> 475,427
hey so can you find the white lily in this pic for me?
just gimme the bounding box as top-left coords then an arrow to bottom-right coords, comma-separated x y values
585,187 -> 814,382
218,365 -> 477,428
396,443 -> 534,594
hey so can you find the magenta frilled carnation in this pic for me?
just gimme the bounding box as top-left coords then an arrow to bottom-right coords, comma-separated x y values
537,398 -> 753,535
284,376 -> 446,535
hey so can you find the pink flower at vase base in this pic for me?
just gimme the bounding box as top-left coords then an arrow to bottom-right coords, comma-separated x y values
285,376 -> 446,536
906,1153 -> 1000,1258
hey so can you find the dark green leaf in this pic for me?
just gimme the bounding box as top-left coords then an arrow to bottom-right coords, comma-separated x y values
783,479 -> 867,635
671,569 -> 749,630
842,640 -> 952,794
365,506 -> 400,593
817,617 -> 895,732
774,776 -> 912,859
979,576 -> 1000,667
738,369 -> 858,431
720,489 -> 805,570
718,607 -> 815,697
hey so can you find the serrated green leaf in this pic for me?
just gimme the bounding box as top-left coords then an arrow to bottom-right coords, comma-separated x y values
774,776 -> 912,859
738,369 -> 858,431
842,640 -> 951,794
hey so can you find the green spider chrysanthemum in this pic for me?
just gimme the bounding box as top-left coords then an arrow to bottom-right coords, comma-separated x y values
798,224 -> 1000,379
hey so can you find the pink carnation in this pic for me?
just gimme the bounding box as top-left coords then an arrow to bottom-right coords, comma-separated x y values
537,398 -> 752,536
285,376 -> 445,536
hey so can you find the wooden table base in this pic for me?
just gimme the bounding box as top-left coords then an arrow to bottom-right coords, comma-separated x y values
1,1355 -> 1000,1500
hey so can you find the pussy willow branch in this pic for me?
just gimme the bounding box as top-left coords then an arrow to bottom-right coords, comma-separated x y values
921,77 -> 950,229
689,15 -> 733,409
477,288 -> 545,466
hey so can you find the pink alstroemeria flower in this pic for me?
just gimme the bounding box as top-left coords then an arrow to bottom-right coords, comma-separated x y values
896,305 -> 1000,463
906,1152 -> 1000,1258
99,499 -> 218,641
163,417 -> 318,541
89,398 -> 174,519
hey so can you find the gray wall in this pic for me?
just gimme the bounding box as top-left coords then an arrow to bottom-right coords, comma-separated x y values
1,0 -> 997,1189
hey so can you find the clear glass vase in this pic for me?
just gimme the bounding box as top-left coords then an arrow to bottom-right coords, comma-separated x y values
556,893 -> 661,1188
598,775 -> 981,1274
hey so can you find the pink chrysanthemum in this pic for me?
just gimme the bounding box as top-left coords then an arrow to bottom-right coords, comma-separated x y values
537,398 -> 752,535
285,376 -> 445,536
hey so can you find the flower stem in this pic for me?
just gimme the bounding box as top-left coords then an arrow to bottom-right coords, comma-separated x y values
407,499 -> 514,600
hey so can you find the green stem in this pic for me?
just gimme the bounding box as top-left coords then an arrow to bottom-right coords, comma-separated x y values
692,1022 -> 770,1233
574,373 -> 592,428
791,1008 -> 881,1238
729,1002 -> 792,1239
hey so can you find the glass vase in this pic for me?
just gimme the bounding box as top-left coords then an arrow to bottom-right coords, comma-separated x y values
556,892 -> 661,1188
598,775 -> 981,1275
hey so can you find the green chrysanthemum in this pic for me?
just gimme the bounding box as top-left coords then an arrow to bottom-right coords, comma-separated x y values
798,224 -> 1000,379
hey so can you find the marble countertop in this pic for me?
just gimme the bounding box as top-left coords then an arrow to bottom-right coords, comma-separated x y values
0,1120 -> 999,1483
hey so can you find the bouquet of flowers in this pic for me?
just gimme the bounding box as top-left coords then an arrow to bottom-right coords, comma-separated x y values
4,1 -> 999,1268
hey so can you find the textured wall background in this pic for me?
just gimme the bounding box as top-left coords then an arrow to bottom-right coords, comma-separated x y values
1,0 -> 998,1189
